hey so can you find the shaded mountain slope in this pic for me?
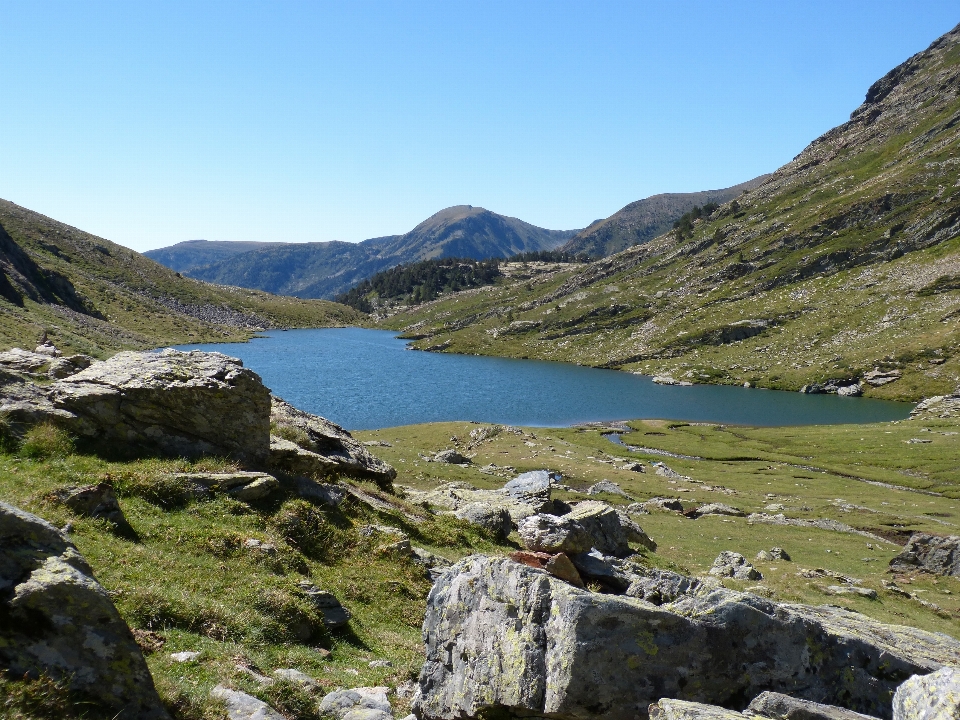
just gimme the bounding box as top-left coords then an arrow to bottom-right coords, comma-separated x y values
379,22 -> 960,403
144,239 -> 288,273
561,175 -> 771,258
179,206 -> 576,299
0,199 -> 363,357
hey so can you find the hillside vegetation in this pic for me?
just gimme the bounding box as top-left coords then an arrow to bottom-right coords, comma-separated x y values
0,199 -> 362,357
173,206 -> 577,300
380,23 -> 960,403
145,240 -> 287,273
561,175 -> 770,258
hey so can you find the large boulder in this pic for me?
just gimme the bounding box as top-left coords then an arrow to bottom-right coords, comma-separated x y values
269,396 -> 396,487
892,666 -> 960,720
566,500 -> 637,557
889,533 -> 960,576
518,513 -> 594,554
0,501 -> 170,719
1,349 -> 271,464
415,556 -> 960,720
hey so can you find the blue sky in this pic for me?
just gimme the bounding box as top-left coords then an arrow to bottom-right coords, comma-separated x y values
1,2 -> 957,252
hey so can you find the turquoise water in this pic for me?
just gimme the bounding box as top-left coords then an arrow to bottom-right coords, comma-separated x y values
174,327 -> 913,430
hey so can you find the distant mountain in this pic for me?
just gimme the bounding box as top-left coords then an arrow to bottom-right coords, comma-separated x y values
561,176 -> 771,258
144,240 -> 287,273
176,205 -> 577,299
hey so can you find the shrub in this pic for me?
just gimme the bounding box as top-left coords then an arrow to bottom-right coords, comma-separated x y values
19,423 -> 74,459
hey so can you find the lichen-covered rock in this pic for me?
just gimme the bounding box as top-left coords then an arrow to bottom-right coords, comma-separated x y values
434,449 -> 468,464
567,500 -> 634,556
453,503 -> 512,541
587,480 -> 632,497
518,513 -> 594,554
710,551 -> 762,580
892,666 -> 960,720
416,556 -> 960,720
210,685 -> 285,720
1,349 -> 271,464
319,686 -> 393,720
0,501 -> 170,719
503,470 -> 554,513
644,497 -> 685,512
694,503 -> 745,518
626,568 -> 703,605
269,396 -> 396,487
747,691 -> 881,720
889,533 -> 960,576
406,479 -> 551,525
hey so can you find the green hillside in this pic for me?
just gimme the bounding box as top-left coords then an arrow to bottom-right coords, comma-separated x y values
0,199 -> 363,357
144,240 -> 289,273
379,23 -> 960,403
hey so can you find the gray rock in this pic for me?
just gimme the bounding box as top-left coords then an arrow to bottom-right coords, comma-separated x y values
567,500 -> 633,557
434,449 -> 468,464
299,581 -> 351,628
617,510 -> 657,551
747,513 -> 887,543
407,480 -> 548,525
825,585 -> 878,599
52,482 -> 126,523
644,497 -> 685,512
770,547 -> 791,561
747,691 -> 881,720
626,568 -> 702,605
892,666 -> 960,720
164,471 -> 279,503
269,396 -> 396,487
293,477 -> 346,506
211,685 -> 285,720
369,659 -> 393,668
0,347 -> 92,380
710,551 -> 762,580
694,503 -> 745,518
170,651 -> 201,663
626,502 -> 650,515
587,480 -> 631,497
518,513 -> 594,554
453,503 -> 512,541
650,699 -> 747,719
503,470 -> 554,512
0,501 -> 170,719
863,369 -> 902,387
319,687 -> 393,720
889,533 -> 960,576
569,549 -> 640,591
416,556 -> 960,720
273,668 -> 317,688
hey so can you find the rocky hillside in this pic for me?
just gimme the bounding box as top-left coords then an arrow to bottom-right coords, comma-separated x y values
145,240 -> 287,273
175,206 -> 577,299
561,175 -> 771,258
0,199 -> 362,357
380,23 -> 960,403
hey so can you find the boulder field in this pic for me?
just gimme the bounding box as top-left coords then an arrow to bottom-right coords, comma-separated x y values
415,556 -> 960,720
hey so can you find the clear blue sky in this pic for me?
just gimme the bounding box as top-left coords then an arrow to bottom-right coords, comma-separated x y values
1,2 -> 957,252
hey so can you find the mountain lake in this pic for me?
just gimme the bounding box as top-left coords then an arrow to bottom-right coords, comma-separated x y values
174,327 -> 914,430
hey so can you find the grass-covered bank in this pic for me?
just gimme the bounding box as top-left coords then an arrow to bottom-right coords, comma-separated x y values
1,409 -> 959,718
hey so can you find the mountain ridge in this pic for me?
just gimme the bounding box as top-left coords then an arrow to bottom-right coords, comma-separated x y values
174,205 -> 577,299
561,175 -> 772,258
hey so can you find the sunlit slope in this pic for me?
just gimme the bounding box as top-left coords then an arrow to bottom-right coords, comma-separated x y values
0,199 -> 363,357
380,23 -> 960,402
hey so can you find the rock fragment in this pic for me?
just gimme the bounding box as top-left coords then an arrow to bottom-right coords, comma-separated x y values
211,685 -> 284,720
319,687 -> 393,720
693,503 -> 745,518
892,666 -> 960,720
746,691 -> 880,720
709,551 -> 762,580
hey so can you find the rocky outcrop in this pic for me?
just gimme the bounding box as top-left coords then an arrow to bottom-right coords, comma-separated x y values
567,500 -> 654,556
649,693 -> 881,720
0,349 -> 271,464
319,686 -> 394,720
0,346 -> 92,380
453,504 -> 512,541
518,513 -> 594,554
269,396 -> 396,487
709,551 -> 762,580
0,501 -> 170,719
892,666 -> 960,720
416,556 -> 960,720
889,533 -> 960,576
163,471 -> 280,502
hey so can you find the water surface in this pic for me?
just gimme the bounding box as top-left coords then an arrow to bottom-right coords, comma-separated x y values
174,328 -> 912,430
